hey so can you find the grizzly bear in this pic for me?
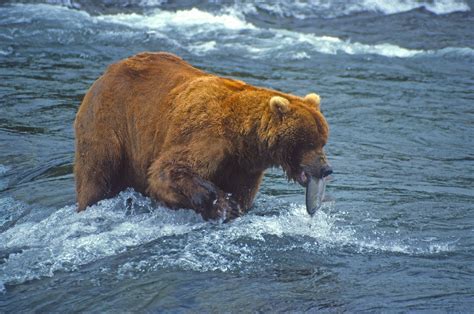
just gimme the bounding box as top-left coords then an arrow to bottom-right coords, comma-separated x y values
74,52 -> 332,221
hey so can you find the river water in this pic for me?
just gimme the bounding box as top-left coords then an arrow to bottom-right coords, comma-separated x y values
0,0 -> 473,311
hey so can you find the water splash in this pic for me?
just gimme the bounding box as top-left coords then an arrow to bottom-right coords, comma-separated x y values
0,189 -> 455,291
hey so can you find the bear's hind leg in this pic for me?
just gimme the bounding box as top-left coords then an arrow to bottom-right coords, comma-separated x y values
74,138 -> 124,212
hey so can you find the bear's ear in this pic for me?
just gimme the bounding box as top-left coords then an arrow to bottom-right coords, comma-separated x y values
304,93 -> 321,111
269,96 -> 290,115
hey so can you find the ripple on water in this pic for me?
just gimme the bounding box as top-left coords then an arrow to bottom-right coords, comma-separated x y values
0,165 -> 11,193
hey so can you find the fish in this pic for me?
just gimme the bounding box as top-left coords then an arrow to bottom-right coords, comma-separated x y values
305,176 -> 327,216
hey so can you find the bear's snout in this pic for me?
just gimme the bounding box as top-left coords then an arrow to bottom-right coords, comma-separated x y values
299,150 -> 332,181
320,165 -> 333,179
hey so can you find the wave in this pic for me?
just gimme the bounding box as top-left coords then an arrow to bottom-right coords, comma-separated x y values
16,0 -> 471,17
0,165 -> 9,175
4,4 -> 473,60
96,7 -> 255,31
0,190 -> 454,292
0,165 -> 10,191
240,0 -> 471,19
361,0 -> 471,15
93,6 -> 473,59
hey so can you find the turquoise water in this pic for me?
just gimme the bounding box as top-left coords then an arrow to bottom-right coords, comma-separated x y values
1,1 -> 473,311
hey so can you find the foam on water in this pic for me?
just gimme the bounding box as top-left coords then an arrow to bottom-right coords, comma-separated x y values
7,4 -> 473,60
0,191 -> 203,291
0,189 -> 454,292
0,48 -> 13,56
0,165 -> 10,192
0,197 -> 29,233
277,32 -> 424,58
38,0 -> 471,17
228,0 -> 470,19
364,0 -> 470,15
96,7 -> 255,31
0,165 -> 9,175
92,6 -> 472,59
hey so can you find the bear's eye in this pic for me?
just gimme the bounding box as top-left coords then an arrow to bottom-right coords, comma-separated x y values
306,140 -> 317,150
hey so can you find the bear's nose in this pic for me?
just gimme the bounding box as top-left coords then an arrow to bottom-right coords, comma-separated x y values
320,165 -> 333,178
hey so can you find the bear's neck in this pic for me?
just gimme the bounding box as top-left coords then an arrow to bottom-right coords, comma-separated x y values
224,92 -> 285,171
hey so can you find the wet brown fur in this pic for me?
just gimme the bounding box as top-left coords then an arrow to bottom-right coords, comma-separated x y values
74,52 -> 329,220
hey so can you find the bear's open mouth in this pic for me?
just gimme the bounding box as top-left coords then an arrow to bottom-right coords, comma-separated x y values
296,170 -> 308,187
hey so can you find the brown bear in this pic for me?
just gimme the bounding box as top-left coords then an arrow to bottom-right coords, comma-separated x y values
74,52 -> 332,221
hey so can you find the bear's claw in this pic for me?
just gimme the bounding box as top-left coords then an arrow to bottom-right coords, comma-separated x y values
210,193 -> 242,223
223,197 -> 243,223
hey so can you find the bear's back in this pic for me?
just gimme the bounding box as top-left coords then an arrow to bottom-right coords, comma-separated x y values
114,52 -> 204,79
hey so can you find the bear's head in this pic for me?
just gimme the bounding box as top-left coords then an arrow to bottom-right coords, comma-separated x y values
263,93 -> 332,213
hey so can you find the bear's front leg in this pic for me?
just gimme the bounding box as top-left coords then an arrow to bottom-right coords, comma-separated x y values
147,158 -> 242,221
